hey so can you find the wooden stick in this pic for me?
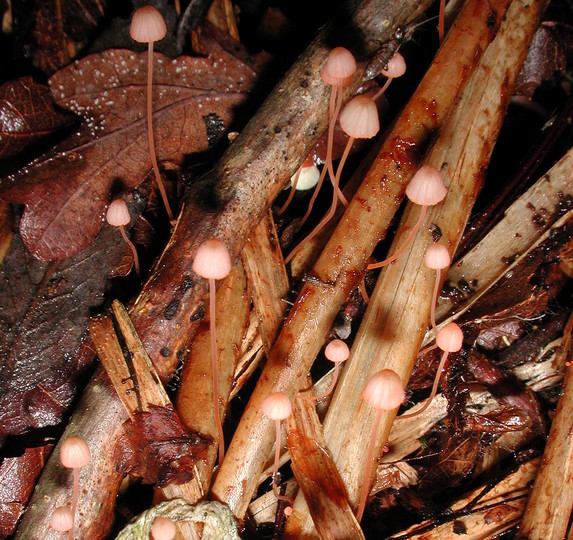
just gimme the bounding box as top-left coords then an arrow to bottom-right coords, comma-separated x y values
519,311 -> 573,539
212,0 -> 515,521
288,0 -> 548,533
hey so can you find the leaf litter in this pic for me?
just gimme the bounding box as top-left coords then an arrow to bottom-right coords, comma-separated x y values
0,24 -> 263,261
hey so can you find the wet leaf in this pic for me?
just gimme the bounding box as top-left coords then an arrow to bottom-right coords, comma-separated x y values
419,432 -> 481,493
0,445 -> 51,537
0,77 -> 73,160
0,29 -> 261,261
515,22 -> 567,98
0,195 -> 143,441
115,405 -> 210,487
32,0 -> 107,75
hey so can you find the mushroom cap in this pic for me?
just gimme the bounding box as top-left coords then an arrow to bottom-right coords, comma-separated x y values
106,198 -> 131,227
151,517 -> 177,540
324,339 -> 350,364
320,47 -> 357,87
261,392 -> 292,420
436,322 -> 464,352
382,52 -> 407,78
405,165 -> 447,206
363,369 -> 405,411
130,5 -> 167,43
291,163 -> 320,191
192,239 -> 232,280
60,436 -> 91,469
424,243 -> 451,270
50,506 -> 74,532
339,95 -> 380,139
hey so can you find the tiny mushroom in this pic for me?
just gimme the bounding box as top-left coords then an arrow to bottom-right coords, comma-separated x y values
424,242 -> 451,334
303,339 -> 350,400
261,391 -> 294,515
60,436 -> 91,539
130,6 -> 174,222
192,239 -> 232,464
50,506 -> 74,533
150,516 -> 177,540
287,95 -> 379,264
357,369 -> 405,523
400,321 -> 463,420
368,164 -> 447,270
106,198 -> 140,276
372,52 -> 407,100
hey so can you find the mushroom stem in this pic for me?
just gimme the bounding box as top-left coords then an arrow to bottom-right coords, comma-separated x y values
367,204 -> 428,270
119,225 -> 140,277
399,348 -> 449,419
430,267 -> 442,335
286,136 -> 355,264
146,41 -> 174,223
209,276 -> 225,465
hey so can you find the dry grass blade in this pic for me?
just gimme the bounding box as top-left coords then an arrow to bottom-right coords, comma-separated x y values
520,311 -> 573,538
212,0 -> 511,519
289,0 -> 549,534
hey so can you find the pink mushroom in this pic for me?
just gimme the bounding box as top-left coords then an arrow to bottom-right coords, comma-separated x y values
49,506 -> 74,533
357,369 -> 405,522
400,321 -> 463,420
424,242 -> 451,335
151,516 -> 176,540
296,47 -> 357,227
372,52 -> 407,101
59,436 -> 91,539
302,339 -> 350,400
261,392 -> 294,515
287,95 -> 379,264
192,238 -> 232,464
368,165 -> 447,270
106,198 -> 140,276
130,6 -> 174,223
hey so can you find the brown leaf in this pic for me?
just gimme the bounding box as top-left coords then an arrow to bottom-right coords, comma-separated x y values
32,0 -> 107,75
0,445 -> 51,537
0,33 -> 260,261
0,195 -> 144,441
0,77 -> 73,160
115,406 -> 210,487
515,22 -> 567,98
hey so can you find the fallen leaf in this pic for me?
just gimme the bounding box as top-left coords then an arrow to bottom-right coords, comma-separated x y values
0,445 -> 51,538
0,77 -> 73,160
32,0 -> 107,75
115,405 -> 210,487
515,22 -> 567,98
0,194 -> 145,442
0,28 -> 261,261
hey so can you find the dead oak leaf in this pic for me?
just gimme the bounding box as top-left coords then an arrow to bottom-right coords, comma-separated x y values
1,40 -> 259,261
0,77 -> 73,160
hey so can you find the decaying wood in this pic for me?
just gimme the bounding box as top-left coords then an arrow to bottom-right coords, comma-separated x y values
437,147 -> 573,323
519,311 -> 573,539
213,0 -> 514,521
241,212 -> 290,353
287,0 -> 546,534
16,1 -> 429,536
